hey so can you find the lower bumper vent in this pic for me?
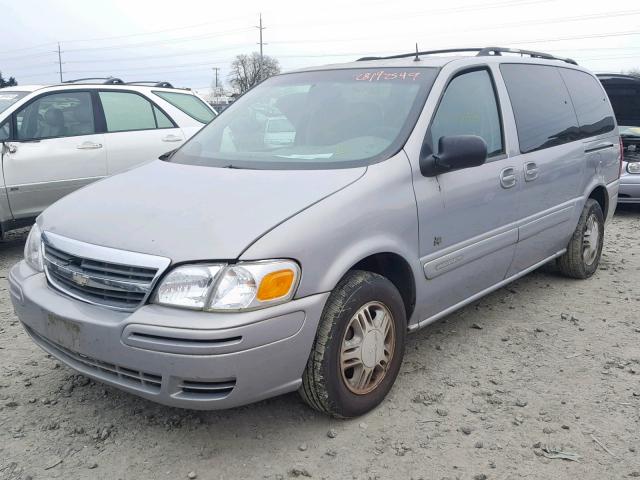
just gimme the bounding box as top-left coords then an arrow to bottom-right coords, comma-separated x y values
178,379 -> 236,400
25,325 -> 162,393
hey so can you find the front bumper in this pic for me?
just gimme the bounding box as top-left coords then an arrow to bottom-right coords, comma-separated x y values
9,261 -> 329,410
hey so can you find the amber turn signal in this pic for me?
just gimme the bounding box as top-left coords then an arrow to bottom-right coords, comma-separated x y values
257,269 -> 295,301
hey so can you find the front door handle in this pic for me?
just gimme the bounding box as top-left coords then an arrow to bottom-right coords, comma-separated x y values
524,161 -> 539,182
500,167 -> 517,189
77,141 -> 103,150
6,143 -> 17,154
161,134 -> 183,142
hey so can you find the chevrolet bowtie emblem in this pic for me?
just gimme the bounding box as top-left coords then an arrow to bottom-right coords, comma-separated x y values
71,272 -> 90,287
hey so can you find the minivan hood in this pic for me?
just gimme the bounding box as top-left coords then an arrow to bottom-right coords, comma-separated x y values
40,160 -> 366,262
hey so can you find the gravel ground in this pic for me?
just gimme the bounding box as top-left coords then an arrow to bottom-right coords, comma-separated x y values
1,207 -> 639,480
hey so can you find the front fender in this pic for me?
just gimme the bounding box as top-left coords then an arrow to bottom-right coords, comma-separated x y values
239,153 -> 421,304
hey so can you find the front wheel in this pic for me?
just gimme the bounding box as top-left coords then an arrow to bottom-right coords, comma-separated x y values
557,198 -> 605,279
299,270 -> 406,418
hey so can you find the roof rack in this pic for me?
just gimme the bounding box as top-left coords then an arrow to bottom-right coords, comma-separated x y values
124,81 -> 174,88
478,47 -> 577,65
62,77 -> 124,85
357,47 -> 577,65
596,73 -> 640,80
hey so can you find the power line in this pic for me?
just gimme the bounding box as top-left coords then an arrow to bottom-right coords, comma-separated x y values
62,44 -> 253,64
4,5 -> 635,64
268,0 -> 555,31
0,13 -> 265,55
508,29 -> 640,45
60,13 -> 258,44
0,0 -> 545,56
62,27 -> 254,53
1,50 -> 59,63
0,41 -> 58,55
0,0 -> 554,59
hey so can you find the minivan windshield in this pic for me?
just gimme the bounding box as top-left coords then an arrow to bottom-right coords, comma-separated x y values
0,91 -> 28,114
170,68 -> 439,169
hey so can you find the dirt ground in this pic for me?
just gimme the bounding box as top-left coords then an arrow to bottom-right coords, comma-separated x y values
1,207 -> 639,480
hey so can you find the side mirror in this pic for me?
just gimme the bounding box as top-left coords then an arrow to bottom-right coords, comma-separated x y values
420,135 -> 488,177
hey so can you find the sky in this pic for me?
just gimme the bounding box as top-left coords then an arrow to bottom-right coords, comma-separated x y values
1,0 -> 639,96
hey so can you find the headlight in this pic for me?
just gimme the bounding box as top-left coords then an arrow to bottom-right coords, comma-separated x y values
627,161 -> 640,174
153,260 -> 300,312
24,223 -> 44,272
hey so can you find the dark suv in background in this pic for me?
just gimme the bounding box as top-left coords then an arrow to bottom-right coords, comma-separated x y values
598,73 -> 640,204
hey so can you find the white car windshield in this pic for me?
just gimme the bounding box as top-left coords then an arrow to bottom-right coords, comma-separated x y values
170,67 -> 439,169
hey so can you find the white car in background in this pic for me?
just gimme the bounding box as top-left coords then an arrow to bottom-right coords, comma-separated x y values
0,78 -> 216,235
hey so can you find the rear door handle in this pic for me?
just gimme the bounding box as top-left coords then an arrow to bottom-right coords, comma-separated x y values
500,167 -> 517,189
161,134 -> 183,142
524,161 -> 539,182
76,141 -> 103,150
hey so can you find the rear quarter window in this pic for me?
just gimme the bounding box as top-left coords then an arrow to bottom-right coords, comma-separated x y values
559,68 -> 616,137
500,64 -> 579,153
153,91 -> 215,124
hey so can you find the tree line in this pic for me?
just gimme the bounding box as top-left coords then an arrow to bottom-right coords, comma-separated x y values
228,52 -> 280,94
0,72 -> 18,87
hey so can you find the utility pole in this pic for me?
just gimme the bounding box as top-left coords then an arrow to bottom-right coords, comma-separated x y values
57,42 -> 63,82
256,13 -> 266,80
256,13 -> 265,61
212,67 -> 219,89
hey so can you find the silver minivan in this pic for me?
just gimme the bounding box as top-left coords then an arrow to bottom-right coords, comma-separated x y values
10,48 -> 621,418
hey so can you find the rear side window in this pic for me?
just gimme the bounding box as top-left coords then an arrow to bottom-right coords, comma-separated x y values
154,106 -> 174,128
430,69 -> 503,156
559,69 -> 615,137
500,64 -> 579,153
15,91 -> 95,140
99,91 -> 175,132
153,91 -> 215,124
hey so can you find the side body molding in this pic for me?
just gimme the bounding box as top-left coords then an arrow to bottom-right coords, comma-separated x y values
423,227 -> 518,279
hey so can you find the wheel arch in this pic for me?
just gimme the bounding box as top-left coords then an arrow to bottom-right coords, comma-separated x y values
346,251 -> 417,322
588,185 -> 609,220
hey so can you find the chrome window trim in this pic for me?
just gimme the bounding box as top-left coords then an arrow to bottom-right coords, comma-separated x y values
42,231 -> 171,312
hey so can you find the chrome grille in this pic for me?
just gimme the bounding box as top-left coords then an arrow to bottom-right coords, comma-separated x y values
42,233 -> 169,312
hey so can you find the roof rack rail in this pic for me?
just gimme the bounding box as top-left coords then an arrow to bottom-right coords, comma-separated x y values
62,77 -> 124,85
477,47 -> 577,65
596,73 -> 640,80
124,81 -> 174,88
358,48 -> 485,61
357,46 -> 578,65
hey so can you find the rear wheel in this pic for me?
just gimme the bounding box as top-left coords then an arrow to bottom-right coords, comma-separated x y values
299,270 -> 406,418
557,199 -> 604,279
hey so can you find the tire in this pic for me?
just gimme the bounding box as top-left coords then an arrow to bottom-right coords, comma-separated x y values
299,270 -> 406,418
557,199 -> 604,279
